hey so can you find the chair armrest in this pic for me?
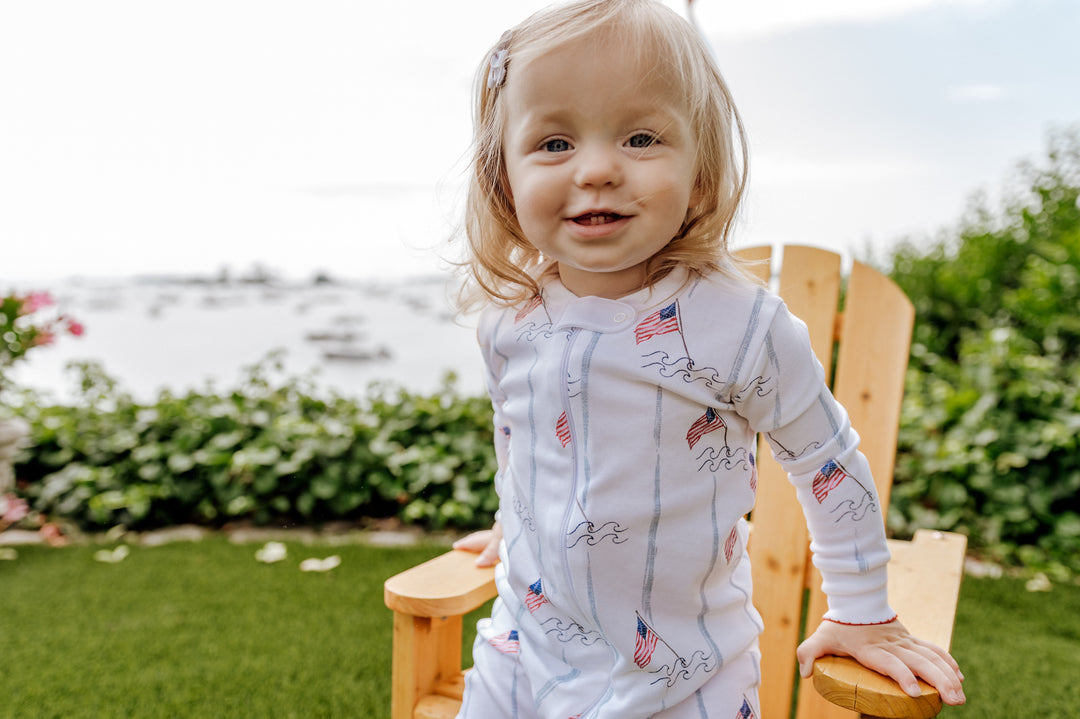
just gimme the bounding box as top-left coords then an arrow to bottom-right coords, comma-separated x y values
384,548 -> 498,618
812,529 -> 967,719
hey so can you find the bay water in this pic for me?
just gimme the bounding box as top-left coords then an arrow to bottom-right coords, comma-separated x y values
7,275 -> 487,405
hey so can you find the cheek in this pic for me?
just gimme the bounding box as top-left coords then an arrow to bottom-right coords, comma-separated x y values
507,174 -> 553,221
651,176 -> 698,217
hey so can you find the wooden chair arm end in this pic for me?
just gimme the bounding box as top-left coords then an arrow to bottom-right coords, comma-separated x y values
384,549 -> 498,618
813,655 -> 943,719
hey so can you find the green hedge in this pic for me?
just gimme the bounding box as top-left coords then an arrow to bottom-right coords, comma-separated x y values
886,129 -> 1080,579
10,355 -> 498,531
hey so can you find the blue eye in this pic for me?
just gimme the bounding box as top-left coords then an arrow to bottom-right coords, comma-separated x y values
544,138 -> 571,153
627,133 -> 656,148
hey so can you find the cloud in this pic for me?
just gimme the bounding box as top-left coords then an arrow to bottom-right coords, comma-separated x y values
685,0 -> 997,37
947,83 -> 1008,102
752,156 -> 928,184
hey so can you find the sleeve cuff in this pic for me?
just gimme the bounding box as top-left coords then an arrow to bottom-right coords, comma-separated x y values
823,613 -> 899,627
822,586 -> 896,626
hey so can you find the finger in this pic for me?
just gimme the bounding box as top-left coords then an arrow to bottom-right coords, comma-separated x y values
887,635 -> 965,689
891,645 -> 966,705
863,644 -> 965,704
909,636 -> 964,679
476,542 -> 500,567
796,634 -> 829,678
856,648 -> 922,698
453,530 -> 492,553
912,643 -> 964,686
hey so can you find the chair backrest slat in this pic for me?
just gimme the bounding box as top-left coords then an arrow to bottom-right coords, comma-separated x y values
832,260 -> 914,509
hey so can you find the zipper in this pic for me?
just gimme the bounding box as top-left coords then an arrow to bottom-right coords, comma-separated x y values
558,328 -> 584,614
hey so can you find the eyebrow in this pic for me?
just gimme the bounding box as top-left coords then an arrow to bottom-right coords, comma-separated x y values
518,103 -> 686,131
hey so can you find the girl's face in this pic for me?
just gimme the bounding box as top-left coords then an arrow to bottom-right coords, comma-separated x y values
501,35 -> 701,299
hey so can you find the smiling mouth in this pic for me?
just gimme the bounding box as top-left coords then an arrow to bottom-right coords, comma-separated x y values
572,212 -> 628,226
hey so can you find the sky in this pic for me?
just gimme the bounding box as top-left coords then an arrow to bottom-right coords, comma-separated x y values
1,0 -> 1078,283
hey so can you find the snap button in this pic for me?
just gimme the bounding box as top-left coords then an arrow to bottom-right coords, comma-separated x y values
613,312 -> 627,323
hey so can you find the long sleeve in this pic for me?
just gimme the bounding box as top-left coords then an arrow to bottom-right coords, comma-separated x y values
478,307 -> 510,512
735,302 -> 896,625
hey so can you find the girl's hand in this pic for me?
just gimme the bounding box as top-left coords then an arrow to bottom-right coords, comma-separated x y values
452,520 -> 503,567
797,618 -> 966,706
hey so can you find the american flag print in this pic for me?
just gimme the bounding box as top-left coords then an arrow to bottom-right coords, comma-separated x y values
736,697 -> 757,719
724,526 -> 739,563
634,615 -> 659,668
515,294 -> 543,323
526,579 -> 549,613
488,629 -> 520,654
635,302 -> 680,344
556,411 -> 571,447
812,459 -> 850,503
686,407 -> 725,450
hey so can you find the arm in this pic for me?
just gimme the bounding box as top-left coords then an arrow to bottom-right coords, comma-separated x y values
741,303 -> 965,705
454,309 -> 508,569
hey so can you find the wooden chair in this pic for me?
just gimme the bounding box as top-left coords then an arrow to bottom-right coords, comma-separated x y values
384,245 -> 967,719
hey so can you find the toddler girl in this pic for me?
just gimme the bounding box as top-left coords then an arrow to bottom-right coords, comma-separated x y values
452,1 -> 965,717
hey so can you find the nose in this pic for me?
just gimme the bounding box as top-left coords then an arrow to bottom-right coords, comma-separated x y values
573,143 -> 622,189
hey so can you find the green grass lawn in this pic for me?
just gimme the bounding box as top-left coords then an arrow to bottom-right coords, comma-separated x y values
948,574 -> 1080,718
1,538 -> 1077,718
0,538 -> 449,719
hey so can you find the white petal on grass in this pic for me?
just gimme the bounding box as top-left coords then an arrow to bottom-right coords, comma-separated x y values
299,555 -> 341,573
94,545 -> 130,563
255,541 -> 288,564
1025,573 -> 1052,592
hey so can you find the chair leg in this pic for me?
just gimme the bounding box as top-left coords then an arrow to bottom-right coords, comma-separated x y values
391,611 -> 464,719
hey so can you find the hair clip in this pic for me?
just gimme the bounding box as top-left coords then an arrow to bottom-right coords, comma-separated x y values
487,32 -> 512,89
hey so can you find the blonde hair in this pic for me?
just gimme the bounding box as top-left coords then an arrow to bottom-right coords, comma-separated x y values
456,0 -> 750,311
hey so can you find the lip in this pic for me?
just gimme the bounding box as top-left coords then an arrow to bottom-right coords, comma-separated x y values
564,211 -> 632,239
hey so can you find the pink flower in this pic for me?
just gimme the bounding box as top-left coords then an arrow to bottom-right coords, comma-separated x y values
66,319 -> 85,336
31,330 -> 56,348
40,522 -> 69,547
1,494 -> 29,524
21,291 -> 55,314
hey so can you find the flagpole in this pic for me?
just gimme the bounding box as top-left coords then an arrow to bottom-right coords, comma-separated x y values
636,611 -> 681,660
675,299 -> 693,368
686,0 -> 721,64
685,0 -> 701,34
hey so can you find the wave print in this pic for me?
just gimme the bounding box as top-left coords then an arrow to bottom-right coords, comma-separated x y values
640,351 -> 729,393
733,375 -> 775,402
566,374 -> 583,399
767,435 -> 824,461
565,520 -> 629,549
513,497 -> 536,532
695,445 -> 751,474
648,650 -> 717,688
539,617 -> 606,646
829,492 -> 879,524
515,322 -> 566,343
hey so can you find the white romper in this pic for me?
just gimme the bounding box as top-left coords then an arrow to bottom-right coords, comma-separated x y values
459,268 -> 896,719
